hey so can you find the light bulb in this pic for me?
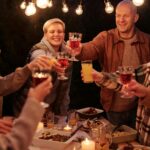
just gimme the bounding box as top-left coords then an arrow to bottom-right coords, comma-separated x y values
25,2 -> 36,16
62,4 -> 69,13
20,1 -> 26,9
105,1 -> 114,14
48,0 -> 53,7
75,5 -> 83,15
36,0 -> 49,9
132,0 -> 144,6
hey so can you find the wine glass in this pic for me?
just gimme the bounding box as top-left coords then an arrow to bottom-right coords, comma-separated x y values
90,124 -> 112,150
56,51 -> 69,80
118,66 -> 134,98
69,32 -> 82,61
32,68 -> 51,108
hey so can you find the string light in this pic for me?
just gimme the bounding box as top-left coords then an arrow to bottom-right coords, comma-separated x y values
62,0 -> 69,13
75,4 -> 83,15
132,0 -> 144,6
104,0 -> 114,14
20,1 -> 26,9
25,2 -> 36,16
36,0 -> 49,9
48,0 -> 53,8
62,4 -> 69,13
75,0 -> 83,15
20,0 -> 144,16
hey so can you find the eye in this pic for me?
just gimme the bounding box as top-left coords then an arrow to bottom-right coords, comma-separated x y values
49,30 -> 55,34
57,30 -> 64,34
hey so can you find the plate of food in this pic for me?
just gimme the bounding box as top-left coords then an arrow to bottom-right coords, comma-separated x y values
112,125 -> 137,144
32,128 -> 89,150
76,107 -> 104,119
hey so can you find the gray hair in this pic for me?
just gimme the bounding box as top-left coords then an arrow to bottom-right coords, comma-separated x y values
43,18 -> 65,33
116,0 -> 137,14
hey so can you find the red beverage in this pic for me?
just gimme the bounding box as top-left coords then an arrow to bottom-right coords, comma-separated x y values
70,40 -> 80,49
120,73 -> 132,84
58,58 -> 69,68
32,72 -> 49,87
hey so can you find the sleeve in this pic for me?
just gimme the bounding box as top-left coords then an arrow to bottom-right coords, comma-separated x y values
0,66 -> 31,96
0,98 -> 44,150
77,31 -> 107,61
95,72 -> 122,91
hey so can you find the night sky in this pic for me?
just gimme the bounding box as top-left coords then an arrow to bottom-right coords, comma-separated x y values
1,0 -> 150,115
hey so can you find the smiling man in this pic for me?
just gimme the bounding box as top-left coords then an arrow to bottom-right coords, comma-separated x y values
71,0 -> 150,127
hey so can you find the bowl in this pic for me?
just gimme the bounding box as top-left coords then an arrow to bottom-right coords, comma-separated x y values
76,107 -> 104,119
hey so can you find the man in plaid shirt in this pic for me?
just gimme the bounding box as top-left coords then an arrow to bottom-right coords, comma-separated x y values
92,62 -> 150,146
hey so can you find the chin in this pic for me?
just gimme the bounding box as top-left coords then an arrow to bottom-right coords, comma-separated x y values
51,43 -> 62,47
118,28 -> 128,33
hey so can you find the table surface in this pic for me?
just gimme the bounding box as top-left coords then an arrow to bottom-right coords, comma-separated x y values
29,117 -> 150,150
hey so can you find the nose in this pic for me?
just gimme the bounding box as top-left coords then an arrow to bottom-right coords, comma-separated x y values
53,31 -> 59,36
119,16 -> 125,22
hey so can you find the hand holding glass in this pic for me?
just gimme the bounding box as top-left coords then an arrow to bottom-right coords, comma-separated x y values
69,32 -> 82,61
32,68 -> 51,108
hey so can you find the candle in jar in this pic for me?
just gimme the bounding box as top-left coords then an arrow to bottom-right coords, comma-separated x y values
81,138 -> 95,150
36,122 -> 44,132
64,124 -> 72,131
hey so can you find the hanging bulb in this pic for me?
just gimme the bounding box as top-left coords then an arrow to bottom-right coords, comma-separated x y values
75,4 -> 83,15
48,0 -> 53,7
62,3 -> 69,13
105,1 -> 114,14
20,1 -> 26,9
36,0 -> 49,9
25,2 -> 36,16
132,0 -> 144,6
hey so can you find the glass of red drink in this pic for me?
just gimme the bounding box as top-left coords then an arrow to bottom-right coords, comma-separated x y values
56,52 -> 69,80
69,32 -> 82,61
118,66 -> 134,98
32,69 -> 51,87
32,69 -> 51,108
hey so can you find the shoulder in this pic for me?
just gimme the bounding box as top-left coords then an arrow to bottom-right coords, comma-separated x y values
136,28 -> 150,41
31,42 -> 49,52
95,28 -> 116,39
29,42 -> 49,60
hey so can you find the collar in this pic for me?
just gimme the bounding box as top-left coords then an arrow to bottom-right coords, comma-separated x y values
40,37 -> 67,53
113,28 -> 145,45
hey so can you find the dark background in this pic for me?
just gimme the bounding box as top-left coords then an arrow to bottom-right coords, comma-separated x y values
0,0 -> 150,115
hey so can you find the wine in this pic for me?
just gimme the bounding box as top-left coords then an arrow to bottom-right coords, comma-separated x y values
70,40 -> 80,49
32,72 -> 49,87
120,73 -> 132,84
58,58 -> 69,68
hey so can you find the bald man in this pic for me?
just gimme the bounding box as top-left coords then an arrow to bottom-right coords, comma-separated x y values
72,0 -> 150,127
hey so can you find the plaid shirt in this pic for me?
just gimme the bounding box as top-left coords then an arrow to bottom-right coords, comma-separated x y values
135,62 -> 150,146
96,62 -> 150,146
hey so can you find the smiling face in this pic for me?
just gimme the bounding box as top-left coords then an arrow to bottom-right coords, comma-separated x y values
115,2 -> 139,38
44,23 -> 65,50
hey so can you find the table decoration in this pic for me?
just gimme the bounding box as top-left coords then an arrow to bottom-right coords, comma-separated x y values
81,138 -> 95,150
